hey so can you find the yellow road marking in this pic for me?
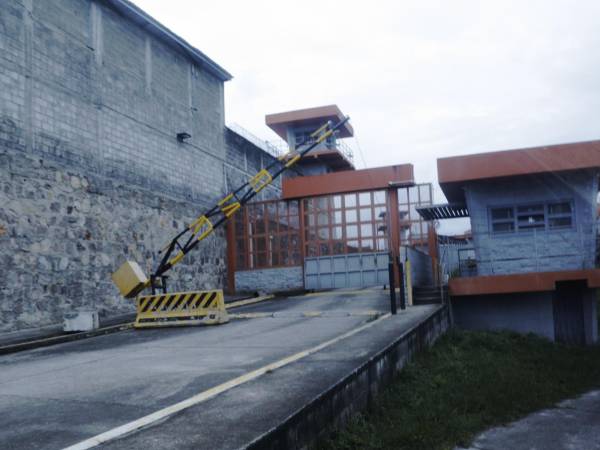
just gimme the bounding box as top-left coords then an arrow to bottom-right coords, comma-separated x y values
61,312 -> 391,450
301,288 -> 383,298
228,310 -> 383,320
229,312 -> 273,319
226,294 -> 275,309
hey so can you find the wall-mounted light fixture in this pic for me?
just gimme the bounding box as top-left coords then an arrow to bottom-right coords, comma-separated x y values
177,132 -> 191,143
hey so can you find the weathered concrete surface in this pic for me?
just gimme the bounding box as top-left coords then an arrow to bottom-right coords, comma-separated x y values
458,390 -> 600,450
0,289 -> 442,449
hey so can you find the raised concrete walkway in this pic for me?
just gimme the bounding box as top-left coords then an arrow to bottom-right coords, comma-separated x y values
459,390 -> 600,450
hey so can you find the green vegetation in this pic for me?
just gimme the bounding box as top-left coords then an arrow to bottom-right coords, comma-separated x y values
318,329 -> 600,450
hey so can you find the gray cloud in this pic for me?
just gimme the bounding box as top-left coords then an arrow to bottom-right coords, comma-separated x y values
134,0 -> 600,233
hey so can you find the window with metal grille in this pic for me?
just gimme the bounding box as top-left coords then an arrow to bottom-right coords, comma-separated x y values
517,204 -> 545,230
233,200 -> 301,270
489,200 -> 574,234
397,183 -> 433,246
491,207 -> 515,233
303,190 -> 388,257
548,201 -> 573,229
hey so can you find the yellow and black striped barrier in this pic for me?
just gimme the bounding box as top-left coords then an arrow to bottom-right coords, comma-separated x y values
134,289 -> 229,328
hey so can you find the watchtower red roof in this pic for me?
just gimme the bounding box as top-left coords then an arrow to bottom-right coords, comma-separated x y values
265,105 -> 354,142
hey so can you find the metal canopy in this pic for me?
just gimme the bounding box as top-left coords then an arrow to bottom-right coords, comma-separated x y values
416,203 -> 469,221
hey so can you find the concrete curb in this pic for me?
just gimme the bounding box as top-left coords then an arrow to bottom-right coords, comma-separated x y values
0,323 -> 134,356
244,305 -> 451,450
0,294 -> 278,356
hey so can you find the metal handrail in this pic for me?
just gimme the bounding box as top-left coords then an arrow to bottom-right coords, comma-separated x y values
265,137 -> 355,164
454,228 -> 593,277
335,139 -> 354,163
227,123 -> 284,158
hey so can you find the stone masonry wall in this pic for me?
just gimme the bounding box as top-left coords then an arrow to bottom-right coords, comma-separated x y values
235,266 -> 304,293
0,0 -> 278,331
0,149 -> 226,332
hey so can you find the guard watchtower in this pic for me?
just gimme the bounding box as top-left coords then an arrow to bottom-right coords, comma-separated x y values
266,105 -> 355,175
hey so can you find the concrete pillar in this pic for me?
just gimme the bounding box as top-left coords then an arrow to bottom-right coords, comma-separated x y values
90,2 -> 103,67
23,0 -> 33,153
144,36 -> 152,93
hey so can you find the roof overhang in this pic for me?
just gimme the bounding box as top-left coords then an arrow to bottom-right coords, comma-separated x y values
282,164 -> 414,199
104,0 -> 232,82
266,105 -> 354,141
449,269 -> 600,296
416,203 -> 469,221
438,140 -> 600,203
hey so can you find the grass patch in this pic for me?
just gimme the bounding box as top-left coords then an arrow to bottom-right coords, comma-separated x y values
318,329 -> 600,450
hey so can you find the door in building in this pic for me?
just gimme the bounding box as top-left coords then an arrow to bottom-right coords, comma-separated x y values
553,281 -> 585,346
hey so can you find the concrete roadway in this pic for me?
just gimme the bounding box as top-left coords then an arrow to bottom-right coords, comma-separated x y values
0,289 -> 435,449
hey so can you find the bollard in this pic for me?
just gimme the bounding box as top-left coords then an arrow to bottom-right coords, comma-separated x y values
388,261 -> 397,315
397,256 -> 407,310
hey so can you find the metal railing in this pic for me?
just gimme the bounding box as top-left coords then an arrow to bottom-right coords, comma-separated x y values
335,139 -> 355,164
227,123 -> 283,159
451,228 -> 594,277
228,122 -> 356,165
265,138 -> 355,165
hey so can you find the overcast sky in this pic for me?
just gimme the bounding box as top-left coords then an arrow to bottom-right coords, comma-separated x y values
135,0 -> 599,232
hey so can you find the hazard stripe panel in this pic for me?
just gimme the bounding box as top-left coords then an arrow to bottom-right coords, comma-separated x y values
134,289 -> 228,328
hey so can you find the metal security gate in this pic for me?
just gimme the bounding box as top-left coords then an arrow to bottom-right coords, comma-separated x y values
304,252 -> 389,290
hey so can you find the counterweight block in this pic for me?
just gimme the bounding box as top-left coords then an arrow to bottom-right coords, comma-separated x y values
134,289 -> 229,328
111,260 -> 149,299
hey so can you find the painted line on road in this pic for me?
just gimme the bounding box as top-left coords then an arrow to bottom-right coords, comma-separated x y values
226,294 -> 275,309
229,312 -> 273,319
229,310 -> 383,320
302,288 -> 383,297
62,312 -> 392,450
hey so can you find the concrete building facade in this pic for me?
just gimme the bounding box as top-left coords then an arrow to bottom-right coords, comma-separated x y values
424,141 -> 600,345
465,170 -> 597,275
0,0 -> 278,331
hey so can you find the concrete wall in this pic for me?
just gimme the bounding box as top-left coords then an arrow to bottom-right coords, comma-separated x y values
401,246 -> 434,287
248,305 -> 450,450
465,171 -> 599,275
225,128 -> 281,201
235,266 -> 304,293
451,292 -> 556,340
452,289 -> 598,345
0,0 -> 277,331
583,289 -> 598,345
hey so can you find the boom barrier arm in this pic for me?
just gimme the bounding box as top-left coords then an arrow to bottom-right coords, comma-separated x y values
118,116 -> 350,296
